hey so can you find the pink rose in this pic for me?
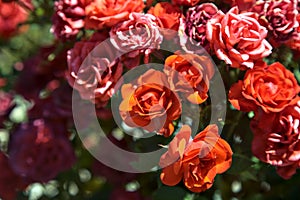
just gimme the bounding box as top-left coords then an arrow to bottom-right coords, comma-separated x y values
66,32 -> 123,107
110,12 -> 163,69
206,7 -> 272,69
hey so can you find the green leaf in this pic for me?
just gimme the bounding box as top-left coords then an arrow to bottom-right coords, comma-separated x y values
153,186 -> 188,200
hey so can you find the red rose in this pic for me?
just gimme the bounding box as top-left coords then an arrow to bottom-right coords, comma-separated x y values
0,0 -> 32,38
251,100 -> 300,179
119,69 -> 181,137
229,62 -> 300,113
164,54 -> 215,104
66,32 -> 123,107
85,0 -> 145,30
206,7 -> 272,69
160,125 -> 232,192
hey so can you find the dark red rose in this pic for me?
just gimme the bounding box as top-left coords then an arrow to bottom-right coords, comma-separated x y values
14,46 -> 68,101
251,0 -> 299,43
8,119 -> 76,182
0,152 -> 29,200
179,3 -> 219,53
27,83 -> 74,130
287,13 -> 300,51
51,0 -> 86,41
251,100 -> 300,179
226,0 -> 256,11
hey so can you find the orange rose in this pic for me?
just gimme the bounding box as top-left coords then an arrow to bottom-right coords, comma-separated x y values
85,0 -> 145,30
164,54 -> 215,104
147,2 -> 182,38
119,69 -> 181,137
229,62 -> 300,113
160,125 -> 232,193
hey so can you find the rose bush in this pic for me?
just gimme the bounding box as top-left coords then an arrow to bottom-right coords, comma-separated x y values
2,0 -> 300,198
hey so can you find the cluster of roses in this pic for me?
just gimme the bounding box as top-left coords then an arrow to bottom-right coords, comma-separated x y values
0,0 -> 300,199
52,0 -> 300,193
119,64 -> 233,192
229,61 -> 300,179
52,0 -> 237,193
52,0 -> 300,110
